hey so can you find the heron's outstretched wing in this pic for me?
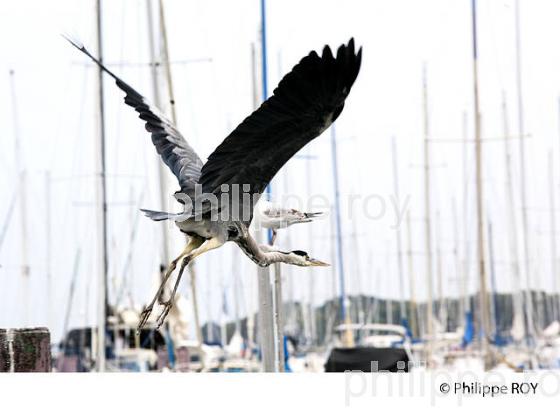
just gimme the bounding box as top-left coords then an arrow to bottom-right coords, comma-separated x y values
198,38 -> 361,223
65,37 -> 203,197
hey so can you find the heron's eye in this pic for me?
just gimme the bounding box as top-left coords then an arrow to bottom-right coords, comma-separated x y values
227,226 -> 239,238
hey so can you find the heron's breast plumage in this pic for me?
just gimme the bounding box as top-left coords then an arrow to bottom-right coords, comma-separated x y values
175,219 -> 225,240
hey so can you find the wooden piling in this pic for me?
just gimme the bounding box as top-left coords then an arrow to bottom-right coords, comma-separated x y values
0,327 -> 51,372
0,329 -> 9,372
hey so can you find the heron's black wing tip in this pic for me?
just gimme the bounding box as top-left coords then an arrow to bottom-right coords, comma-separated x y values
61,33 -> 100,64
61,33 -> 85,51
344,38 -> 362,59
348,38 -> 355,52
322,44 -> 334,60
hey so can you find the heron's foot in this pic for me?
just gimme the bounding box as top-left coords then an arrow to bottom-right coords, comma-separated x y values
137,304 -> 154,334
155,301 -> 173,330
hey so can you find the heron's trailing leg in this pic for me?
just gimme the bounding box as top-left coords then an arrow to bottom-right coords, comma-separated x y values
137,236 -> 204,332
271,229 -> 277,245
155,237 -> 225,329
155,254 -> 191,330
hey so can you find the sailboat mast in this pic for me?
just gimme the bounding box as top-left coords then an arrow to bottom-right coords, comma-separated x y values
260,0 -> 272,241
435,210 -> 446,329
62,249 -> 82,340
514,0 -> 536,338
246,43 -> 259,351
501,92 -> 526,339
470,0 -> 491,366
556,97 -> 560,321
255,0 -> 283,370
158,0 -> 178,123
548,150 -> 558,322
350,211 -> 364,325
422,64 -> 434,362
331,124 -> 353,346
45,171 -> 53,328
452,198 -> 465,330
95,0 -> 109,372
232,253 -> 242,336
9,70 -> 30,327
385,243 -> 393,324
0,192 -> 17,254
487,221 -> 498,338
145,0 -> 170,268
391,136 -> 406,322
406,211 -> 418,336
305,147 -> 317,344
461,111 -> 472,316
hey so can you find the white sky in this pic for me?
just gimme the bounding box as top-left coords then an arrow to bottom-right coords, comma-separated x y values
1,0 -> 560,342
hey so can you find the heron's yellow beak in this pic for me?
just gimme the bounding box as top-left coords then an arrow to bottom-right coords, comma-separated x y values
307,258 -> 330,267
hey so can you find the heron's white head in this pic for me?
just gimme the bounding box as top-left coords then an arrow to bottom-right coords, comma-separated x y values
289,250 -> 330,267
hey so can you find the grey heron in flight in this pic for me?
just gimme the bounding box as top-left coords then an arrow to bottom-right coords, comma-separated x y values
67,37 -> 362,330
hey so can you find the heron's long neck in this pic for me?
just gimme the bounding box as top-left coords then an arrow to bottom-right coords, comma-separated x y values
236,233 -> 286,267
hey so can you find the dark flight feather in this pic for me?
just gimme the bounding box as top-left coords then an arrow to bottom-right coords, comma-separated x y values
67,36 -> 362,223
197,38 -> 362,224
64,35 -> 203,198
